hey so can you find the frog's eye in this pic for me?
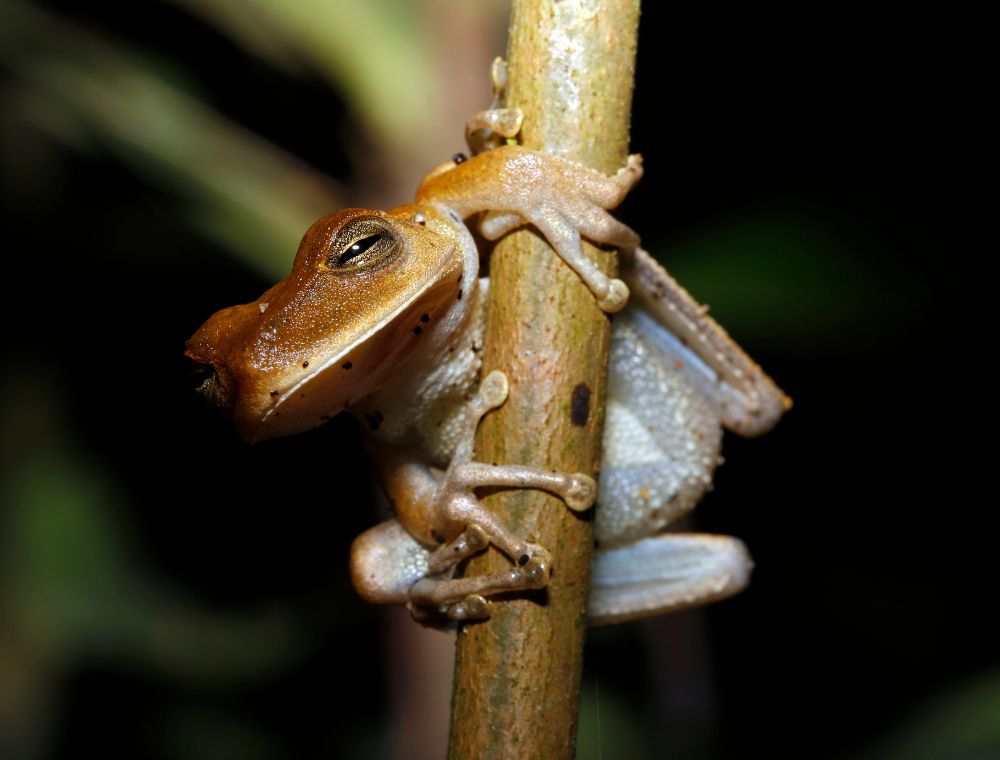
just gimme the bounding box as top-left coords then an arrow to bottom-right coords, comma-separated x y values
329,219 -> 399,270
339,234 -> 382,265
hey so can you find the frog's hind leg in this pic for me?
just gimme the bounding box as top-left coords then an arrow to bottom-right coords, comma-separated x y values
598,308 -> 727,546
588,533 -> 753,626
366,370 -> 598,622
438,371 -> 596,568
409,552 -> 552,622
623,247 -> 791,436
350,519 -> 430,607
349,520 -> 504,623
447,371 -> 595,516
429,371 -> 595,598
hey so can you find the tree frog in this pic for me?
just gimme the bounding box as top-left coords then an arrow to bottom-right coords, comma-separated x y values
186,79 -> 789,625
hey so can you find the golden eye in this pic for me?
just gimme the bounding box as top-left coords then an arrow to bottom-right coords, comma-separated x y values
329,219 -> 399,270
338,233 -> 384,265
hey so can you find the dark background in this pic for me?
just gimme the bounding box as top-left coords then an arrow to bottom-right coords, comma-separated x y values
1,2 -> 993,759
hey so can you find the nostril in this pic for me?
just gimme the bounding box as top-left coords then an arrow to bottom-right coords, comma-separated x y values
189,361 -> 230,409
190,361 -> 215,389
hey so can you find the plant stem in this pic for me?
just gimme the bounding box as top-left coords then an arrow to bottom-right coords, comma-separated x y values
447,2 -> 640,758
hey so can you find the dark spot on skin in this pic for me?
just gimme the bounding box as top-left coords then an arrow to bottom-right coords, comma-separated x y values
457,288 -> 463,300
270,390 -> 279,397
571,383 -> 591,426
342,361 -> 353,369
470,343 -> 480,353
420,313 -> 430,323
518,554 -> 529,566
299,393 -> 305,398
413,325 -> 422,335
452,152 -> 467,164
302,361 -> 309,368
364,410 -> 384,432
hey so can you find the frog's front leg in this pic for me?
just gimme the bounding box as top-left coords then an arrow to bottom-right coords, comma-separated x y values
354,370 -> 596,621
416,146 -> 643,312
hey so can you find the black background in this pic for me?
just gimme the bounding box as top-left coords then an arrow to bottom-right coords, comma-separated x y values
1,3 -> 993,758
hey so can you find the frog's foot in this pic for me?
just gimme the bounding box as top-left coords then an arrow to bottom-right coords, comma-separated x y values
407,593 -> 491,625
479,209 -> 633,312
450,369 -> 509,463
466,57 -> 522,155
453,463 -> 596,512
409,544 -> 553,621
448,594 -> 490,621
468,107 -> 523,139
474,152 -> 644,313
414,369 -> 597,616
466,108 -> 524,155
490,56 -> 509,100
419,141 -> 645,311
449,370 -> 597,512
426,523 -> 489,575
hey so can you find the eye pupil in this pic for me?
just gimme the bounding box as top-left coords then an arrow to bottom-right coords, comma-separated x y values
339,233 -> 382,265
328,219 -> 398,270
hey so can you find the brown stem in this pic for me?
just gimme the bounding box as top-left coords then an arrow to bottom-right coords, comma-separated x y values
447,2 -> 640,758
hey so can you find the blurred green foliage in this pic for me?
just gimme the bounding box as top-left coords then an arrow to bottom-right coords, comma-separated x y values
660,209 -> 925,350
863,670 -> 1000,760
2,0 -> 340,278
177,0 -> 439,160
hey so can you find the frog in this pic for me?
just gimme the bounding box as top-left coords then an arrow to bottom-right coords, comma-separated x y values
186,64 -> 789,625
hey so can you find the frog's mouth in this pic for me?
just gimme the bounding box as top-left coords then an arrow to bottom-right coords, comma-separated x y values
254,264 -> 466,441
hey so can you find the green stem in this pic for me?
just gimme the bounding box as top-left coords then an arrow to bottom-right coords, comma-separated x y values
447,2 -> 640,758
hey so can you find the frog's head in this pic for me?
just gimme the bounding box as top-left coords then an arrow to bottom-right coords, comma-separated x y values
186,206 -> 464,442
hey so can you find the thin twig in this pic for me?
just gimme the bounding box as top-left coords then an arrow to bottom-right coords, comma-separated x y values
448,2 -> 640,758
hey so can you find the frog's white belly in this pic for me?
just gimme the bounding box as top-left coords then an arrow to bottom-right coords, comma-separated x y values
362,280 -> 488,463
598,309 -> 723,547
